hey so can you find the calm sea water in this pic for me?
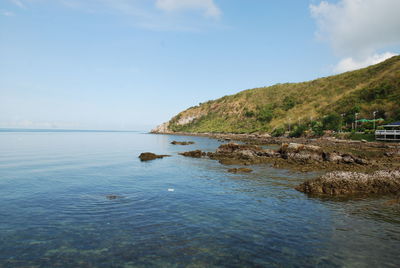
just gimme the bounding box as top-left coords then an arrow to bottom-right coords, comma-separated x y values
0,130 -> 399,267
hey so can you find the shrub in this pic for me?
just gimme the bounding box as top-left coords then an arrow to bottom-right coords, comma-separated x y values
282,96 -> 296,111
289,124 -> 307,137
244,110 -> 255,117
272,127 -> 286,137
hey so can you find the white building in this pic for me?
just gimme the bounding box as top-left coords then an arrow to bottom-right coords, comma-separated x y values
375,122 -> 400,141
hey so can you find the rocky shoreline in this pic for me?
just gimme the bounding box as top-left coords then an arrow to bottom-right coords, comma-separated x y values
148,131 -> 400,199
154,131 -> 400,172
179,142 -> 370,172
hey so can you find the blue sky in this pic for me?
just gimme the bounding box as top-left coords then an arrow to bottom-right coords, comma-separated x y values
1,0 -> 399,130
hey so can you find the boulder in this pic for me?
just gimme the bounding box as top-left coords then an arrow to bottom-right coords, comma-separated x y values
279,143 -> 368,165
296,170 -> 400,195
216,143 -> 242,154
139,152 -> 171,161
323,152 -> 343,163
237,150 -> 257,159
179,150 -> 206,158
341,154 -> 355,164
280,143 -> 323,162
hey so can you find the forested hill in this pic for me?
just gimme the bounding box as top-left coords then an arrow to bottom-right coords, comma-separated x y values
155,56 -> 400,134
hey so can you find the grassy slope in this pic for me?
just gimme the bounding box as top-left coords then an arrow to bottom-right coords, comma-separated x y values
168,56 -> 400,133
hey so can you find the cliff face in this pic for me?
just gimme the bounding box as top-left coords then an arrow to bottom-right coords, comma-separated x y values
154,56 -> 400,134
151,122 -> 171,133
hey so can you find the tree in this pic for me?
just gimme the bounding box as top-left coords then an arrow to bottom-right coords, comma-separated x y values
257,105 -> 274,122
322,113 -> 342,131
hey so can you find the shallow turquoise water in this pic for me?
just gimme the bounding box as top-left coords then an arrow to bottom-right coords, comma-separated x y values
0,130 -> 399,267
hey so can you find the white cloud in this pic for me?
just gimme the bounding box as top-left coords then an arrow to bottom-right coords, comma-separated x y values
310,0 -> 400,72
10,0 -> 26,9
334,52 -> 397,73
1,10 -> 15,16
155,0 -> 221,18
17,0 -> 222,31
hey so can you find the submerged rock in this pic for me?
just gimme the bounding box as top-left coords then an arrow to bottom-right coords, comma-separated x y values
296,170 -> 400,196
106,195 -> 122,200
227,168 -> 253,173
171,141 -> 195,145
139,152 -> 171,161
384,197 -> 400,206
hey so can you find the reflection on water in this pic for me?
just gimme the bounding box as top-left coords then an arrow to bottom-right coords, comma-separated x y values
0,131 -> 399,267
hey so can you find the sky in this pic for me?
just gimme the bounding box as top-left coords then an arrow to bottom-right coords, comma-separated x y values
1,0 -> 399,130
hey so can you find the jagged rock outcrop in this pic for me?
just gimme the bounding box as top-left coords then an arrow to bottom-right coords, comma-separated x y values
151,122 -> 170,133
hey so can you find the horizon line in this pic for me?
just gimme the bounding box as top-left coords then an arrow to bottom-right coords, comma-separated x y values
0,128 -> 145,133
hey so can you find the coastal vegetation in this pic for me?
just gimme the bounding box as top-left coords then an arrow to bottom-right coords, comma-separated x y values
163,56 -> 400,135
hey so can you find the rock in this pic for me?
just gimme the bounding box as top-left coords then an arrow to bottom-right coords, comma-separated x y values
323,152 -> 343,163
354,158 -> 369,165
227,168 -> 253,173
341,154 -> 355,164
257,149 -> 281,158
106,195 -> 122,200
361,139 -> 368,143
258,133 -> 271,138
238,149 -> 257,159
216,143 -> 241,154
171,141 -> 195,145
216,143 -> 264,155
179,150 -> 206,158
296,170 -> 400,196
209,143 -> 274,164
139,152 -> 171,161
280,143 -> 323,163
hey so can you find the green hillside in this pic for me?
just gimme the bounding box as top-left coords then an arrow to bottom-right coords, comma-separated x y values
163,56 -> 400,134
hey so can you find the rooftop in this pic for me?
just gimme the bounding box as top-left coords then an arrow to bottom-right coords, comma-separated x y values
384,121 -> 400,126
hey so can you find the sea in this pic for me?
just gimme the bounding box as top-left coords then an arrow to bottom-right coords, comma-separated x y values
0,129 -> 399,267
